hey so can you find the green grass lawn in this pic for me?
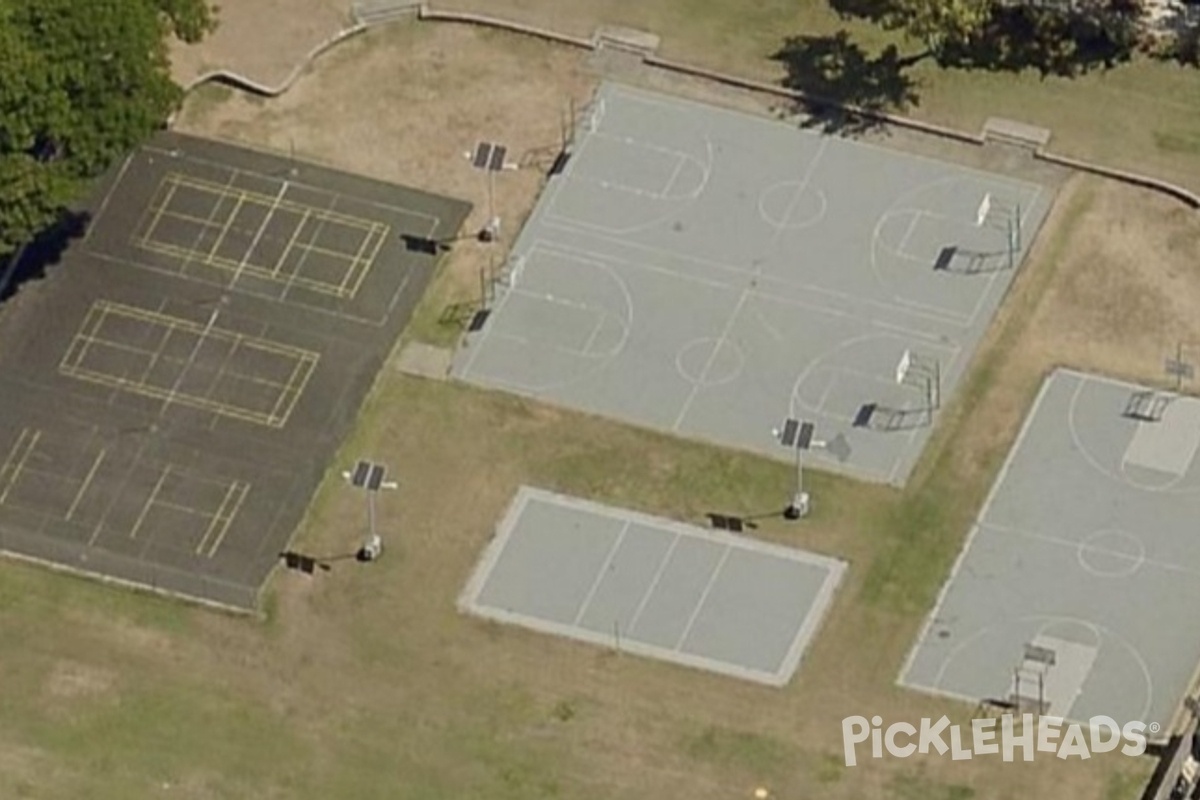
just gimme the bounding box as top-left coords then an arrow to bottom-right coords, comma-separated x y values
444,0 -> 1200,189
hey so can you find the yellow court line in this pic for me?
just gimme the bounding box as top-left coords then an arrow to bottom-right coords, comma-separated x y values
61,366 -> 290,428
205,192 -> 248,263
154,498 -> 227,518
273,209 -> 311,278
65,448 -> 107,521
136,321 -> 181,385
263,354 -> 312,425
129,465 -> 171,540
69,332 -> 174,365
264,351 -> 318,426
135,207 -> 227,235
138,179 -> 183,246
335,222 -> 389,296
0,428 -> 35,505
83,301 -> 319,359
0,430 -> 41,506
59,304 -> 113,372
197,480 -> 249,557
167,173 -> 381,232
135,240 -> 355,297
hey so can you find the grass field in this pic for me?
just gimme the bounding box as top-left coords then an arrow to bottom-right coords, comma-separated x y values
432,0 -> 1200,190
7,13 -> 1200,800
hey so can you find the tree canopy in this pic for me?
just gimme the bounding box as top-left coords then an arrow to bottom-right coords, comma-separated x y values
0,0 -> 216,257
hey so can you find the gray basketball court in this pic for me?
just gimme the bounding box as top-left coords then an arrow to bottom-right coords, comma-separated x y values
459,486 -> 846,686
453,82 -> 1051,484
901,369 -> 1200,738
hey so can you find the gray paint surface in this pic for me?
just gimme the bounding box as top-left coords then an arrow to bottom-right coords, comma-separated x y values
901,369 -> 1200,739
460,486 -> 847,686
454,82 -> 1052,484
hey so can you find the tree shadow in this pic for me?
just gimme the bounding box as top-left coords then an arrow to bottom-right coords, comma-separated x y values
0,210 -> 91,303
772,31 -> 922,135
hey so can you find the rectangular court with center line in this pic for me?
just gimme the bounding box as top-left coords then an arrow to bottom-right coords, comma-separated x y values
900,369 -> 1200,740
459,486 -> 847,686
0,132 -> 470,608
454,82 -> 1055,485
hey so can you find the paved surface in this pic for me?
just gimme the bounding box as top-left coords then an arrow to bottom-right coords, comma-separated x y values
901,369 -> 1200,740
453,82 -> 1051,485
0,132 -> 470,609
459,486 -> 846,686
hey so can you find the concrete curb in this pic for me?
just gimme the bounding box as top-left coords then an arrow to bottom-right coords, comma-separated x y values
181,23 -> 369,95
178,1 -> 1200,209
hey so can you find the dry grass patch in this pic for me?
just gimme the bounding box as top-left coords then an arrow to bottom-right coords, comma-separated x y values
7,18 -> 1194,800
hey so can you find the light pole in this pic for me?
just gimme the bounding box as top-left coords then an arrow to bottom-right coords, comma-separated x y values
343,459 -> 397,561
774,418 -> 816,519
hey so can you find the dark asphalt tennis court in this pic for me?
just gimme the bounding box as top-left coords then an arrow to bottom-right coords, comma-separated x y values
901,370 -> 1200,740
453,82 -> 1052,485
0,132 -> 470,609
459,486 -> 847,686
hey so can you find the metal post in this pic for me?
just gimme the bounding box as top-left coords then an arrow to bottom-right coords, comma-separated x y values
367,490 -> 377,538
1178,342 -> 1185,392
796,440 -> 804,499
487,170 -> 496,230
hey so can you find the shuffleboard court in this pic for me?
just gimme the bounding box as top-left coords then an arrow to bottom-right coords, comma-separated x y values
900,369 -> 1200,739
0,132 -> 470,609
459,486 -> 846,686
453,82 -> 1052,485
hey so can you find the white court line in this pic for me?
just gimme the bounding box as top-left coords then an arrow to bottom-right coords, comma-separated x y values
961,183 -> 1045,330
662,155 -> 686,197
602,83 -> 1046,197
896,211 -> 923,259
674,545 -> 733,650
86,153 -> 136,242
458,241 -> 636,385
980,520 -> 1200,579
580,311 -> 607,355
158,305 -> 222,419
279,190 -> 334,304
230,181 -> 288,288
140,143 -> 442,225
671,290 -> 751,431
542,213 -> 965,329
897,371 -> 1057,686
573,521 -> 630,626
625,532 -> 683,637
671,138 -> 828,432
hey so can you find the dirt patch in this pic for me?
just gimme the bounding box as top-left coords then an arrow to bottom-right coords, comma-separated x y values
93,18 -> 1199,800
168,0 -> 349,89
43,660 -> 118,701
175,21 -> 597,348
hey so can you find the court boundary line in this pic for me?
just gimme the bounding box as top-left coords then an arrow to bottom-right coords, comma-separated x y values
897,368 -> 1056,686
59,300 -> 319,429
458,485 -> 848,686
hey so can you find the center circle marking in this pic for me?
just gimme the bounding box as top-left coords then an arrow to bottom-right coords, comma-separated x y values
1077,529 -> 1145,577
677,338 -> 745,387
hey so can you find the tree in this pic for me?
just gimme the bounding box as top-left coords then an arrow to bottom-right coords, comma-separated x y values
840,0 -> 1148,73
877,0 -> 994,59
0,0 -> 216,257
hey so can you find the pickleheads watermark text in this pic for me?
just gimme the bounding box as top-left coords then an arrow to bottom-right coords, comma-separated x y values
841,714 -> 1156,766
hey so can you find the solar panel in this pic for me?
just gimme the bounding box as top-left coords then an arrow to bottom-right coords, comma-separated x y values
779,418 -> 799,447
488,145 -> 507,172
367,464 -> 386,491
796,422 -> 816,451
472,142 -> 492,170
350,460 -> 370,487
